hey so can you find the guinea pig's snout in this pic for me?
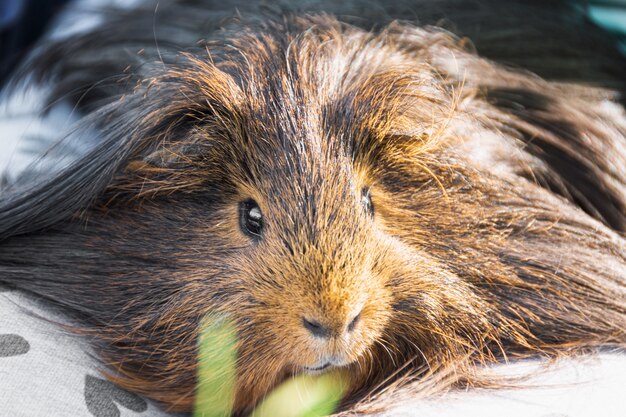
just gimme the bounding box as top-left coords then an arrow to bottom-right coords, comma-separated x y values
302,311 -> 361,339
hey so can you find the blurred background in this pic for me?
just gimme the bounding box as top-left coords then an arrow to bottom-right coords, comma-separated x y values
0,0 -> 625,89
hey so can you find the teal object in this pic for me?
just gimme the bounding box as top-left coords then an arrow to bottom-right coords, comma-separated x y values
586,0 -> 626,54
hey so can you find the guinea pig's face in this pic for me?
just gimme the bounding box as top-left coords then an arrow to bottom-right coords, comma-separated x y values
180,42 -> 467,400
227,154 -> 394,377
105,23 -> 491,409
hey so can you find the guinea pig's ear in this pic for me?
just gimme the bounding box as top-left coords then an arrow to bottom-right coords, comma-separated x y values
0,60 -> 242,241
343,65 -> 456,172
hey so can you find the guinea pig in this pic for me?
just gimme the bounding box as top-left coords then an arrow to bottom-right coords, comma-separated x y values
0,0 -> 625,414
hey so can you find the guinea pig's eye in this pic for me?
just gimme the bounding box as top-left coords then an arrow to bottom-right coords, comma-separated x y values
239,199 -> 264,238
361,187 -> 374,217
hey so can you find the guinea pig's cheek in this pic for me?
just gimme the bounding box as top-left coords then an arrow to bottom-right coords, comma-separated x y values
341,322 -> 388,365
347,329 -> 381,362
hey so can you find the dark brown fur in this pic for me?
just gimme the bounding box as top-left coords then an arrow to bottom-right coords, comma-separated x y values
0,0 -> 625,414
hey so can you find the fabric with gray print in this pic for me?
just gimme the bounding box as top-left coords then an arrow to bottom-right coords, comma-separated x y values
0,289 -> 186,417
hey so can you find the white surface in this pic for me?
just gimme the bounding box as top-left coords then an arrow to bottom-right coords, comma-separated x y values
381,355 -> 626,417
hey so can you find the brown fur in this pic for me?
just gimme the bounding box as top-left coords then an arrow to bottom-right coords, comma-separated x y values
0,4 -> 625,415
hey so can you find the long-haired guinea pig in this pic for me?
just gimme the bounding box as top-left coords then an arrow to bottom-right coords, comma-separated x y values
1,0 -> 625,414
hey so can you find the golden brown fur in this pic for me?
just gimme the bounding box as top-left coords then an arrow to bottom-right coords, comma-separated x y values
0,1 -> 625,415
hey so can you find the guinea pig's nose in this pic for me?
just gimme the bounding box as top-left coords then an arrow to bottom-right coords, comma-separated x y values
302,313 -> 361,338
302,318 -> 331,338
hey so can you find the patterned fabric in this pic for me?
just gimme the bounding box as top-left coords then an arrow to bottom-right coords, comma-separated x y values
0,287 -> 184,417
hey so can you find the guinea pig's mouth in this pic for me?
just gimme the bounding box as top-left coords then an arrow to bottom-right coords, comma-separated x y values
303,362 -> 332,373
